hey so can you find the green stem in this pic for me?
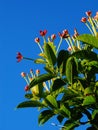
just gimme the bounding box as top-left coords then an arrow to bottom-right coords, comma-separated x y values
85,22 -> 94,35
37,43 -> 44,53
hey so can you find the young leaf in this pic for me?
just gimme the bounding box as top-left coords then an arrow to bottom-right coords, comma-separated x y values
34,58 -> 46,64
66,57 -> 78,84
17,100 -> 44,108
45,95 -> 58,108
38,110 -> 54,125
83,95 -> 96,106
44,43 -> 56,66
77,34 -> 98,49
60,104 -> 71,118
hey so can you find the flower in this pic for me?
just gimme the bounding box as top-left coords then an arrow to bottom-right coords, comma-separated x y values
94,12 -> 98,20
21,72 -> 26,77
73,28 -> 79,38
16,52 -> 23,62
40,30 -> 47,36
36,69 -> 40,75
51,34 -> 56,40
58,29 -> 69,38
24,85 -> 29,91
34,37 -> 40,43
81,17 -> 87,23
85,11 -> 92,17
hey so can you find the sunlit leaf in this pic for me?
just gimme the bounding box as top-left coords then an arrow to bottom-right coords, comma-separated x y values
34,58 -> 46,64
83,95 -> 96,106
45,95 -> 58,108
60,105 -> 71,118
77,34 -> 98,49
44,43 -> 56,66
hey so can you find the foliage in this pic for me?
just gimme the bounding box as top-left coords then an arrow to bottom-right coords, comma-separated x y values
16,11 -> 98,130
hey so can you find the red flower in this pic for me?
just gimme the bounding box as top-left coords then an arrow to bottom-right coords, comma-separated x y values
16,52 -> 23,62
58,29 -> 69,38
21,72 -> 26,77
36,69 -> 40,75
40,30 -> 47,36
51,34 -> 56,40
85,11 -> 92,17
81,17 -> 87,23
34,37 -> 40,43
24,85 -> 29,91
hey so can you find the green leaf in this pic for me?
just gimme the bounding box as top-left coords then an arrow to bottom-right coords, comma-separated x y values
71,50 -> 98,60
34,58 -> 46,64
38,110 -> 54,125
77,34 -> 98,49
17,101 -> 44,108
60,105 -> 71,118
29,73 -> 55,89
92,109 -> 98,120
83,95 -> 96,106
51,78 -> 66,91
66,57 -> 78,84
44,43 -> 56,66
45,95 -> 58,108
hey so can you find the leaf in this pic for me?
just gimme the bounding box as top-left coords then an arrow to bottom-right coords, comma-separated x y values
66,57 -> 78,84
92,109 -> 98,120
44,43 -> 56,66
77,34 -> 98,49
34,58 -> 46,64
51,78 -> 66,91
83,95 -> 96,106
29,73 -> 55,89
17,101 -> 44,108
60,105 -> 71,118
45,95 -> 58,108
57,50 -> 69,68
38,110 -> 54,125
71,50 -> 98,60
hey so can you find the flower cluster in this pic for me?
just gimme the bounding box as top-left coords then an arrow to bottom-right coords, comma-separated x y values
81,10 -> 98,36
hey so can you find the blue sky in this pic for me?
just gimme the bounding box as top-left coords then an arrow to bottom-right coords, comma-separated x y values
0,0 -> 98,130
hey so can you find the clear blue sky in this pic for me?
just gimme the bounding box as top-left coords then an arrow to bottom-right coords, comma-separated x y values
0,0 -> 98,130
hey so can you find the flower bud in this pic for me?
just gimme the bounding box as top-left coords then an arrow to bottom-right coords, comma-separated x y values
85,11 -> 92,17
24,85 -> 29,91
81,17 -> 87,23
36,69 -> 40,75
21,72 -> 26,77
34,37 -> 40,43
51,34 -> 56,40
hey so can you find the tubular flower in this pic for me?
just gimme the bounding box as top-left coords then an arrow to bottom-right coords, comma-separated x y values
73,28 -> 79,38
40,30 -> 47,36
94,12 -> 98,20
85,11 -> 92,17
58,29 -> 69,39
24,85 -> 29,91
36,69 -> 40,76
81,17 -> 87,23
34,37 -> 40,43
16,52 -> 23,62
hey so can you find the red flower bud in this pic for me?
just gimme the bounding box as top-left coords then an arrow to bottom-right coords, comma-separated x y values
40,30 -> 47,36
51,34 -> 56,40
36,69 -> 40,75
21,72 -> 26,77
85,11 -> 92,17
24,85 -> 29,91
81,17 -> 87,23
34,37 -> 40,43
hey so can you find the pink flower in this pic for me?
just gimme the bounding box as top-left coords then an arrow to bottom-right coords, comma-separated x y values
85,11 -> 92,17
81,17 -> 87,23
40,30 -> 47,36
24,85 -> 29,91
34,37 -> 40,43
16,52 -> 23,62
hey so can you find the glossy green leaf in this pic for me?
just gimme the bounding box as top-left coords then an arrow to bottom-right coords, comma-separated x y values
92,109 -> 98,120
83,95 -> 96,106
66,57 -> 78,84
45,95 -> 58,108
29,73 -> 55,89
38,110 -> 54,125
44,43 -> 56,66
17,101 -> 44,108
77,34 -> 98,49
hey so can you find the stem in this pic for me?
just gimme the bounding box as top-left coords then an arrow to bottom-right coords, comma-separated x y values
85,22 -> 94,35
23,57 -> 34,61
89,17 -> 97,36
68,37 -> 74,52
56,38 -> 62,53
24,77 -> 29,85
37,43 -> 44,53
